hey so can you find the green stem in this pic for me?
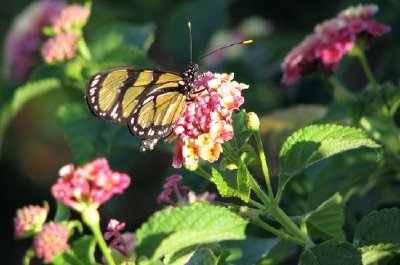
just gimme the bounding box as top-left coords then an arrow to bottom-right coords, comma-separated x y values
22,249 -> 35,265
82,207 -> 116,265
77,36 -> 92,61
253,217 -> 308,247
249,199 -> 264,209
253,128 -> 274,200
194,166 -> 212,181
248,172 -> 270,206
354,46 -> 377,88
269,206 -> 314,248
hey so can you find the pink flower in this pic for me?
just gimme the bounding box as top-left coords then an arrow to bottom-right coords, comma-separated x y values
14,204 -> 48,239
51,4 -> 90,33
51,158 -> 130,212
1,0 -> 65,81
41,32 -> 79,63
104,219 -> 135,260
33,223 -> 69,262
157,174 -> 216,206
172,72 -> 248,169
281,4 -> 391,85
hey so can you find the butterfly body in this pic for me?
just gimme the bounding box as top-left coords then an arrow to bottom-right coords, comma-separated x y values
86,63 -> 199,152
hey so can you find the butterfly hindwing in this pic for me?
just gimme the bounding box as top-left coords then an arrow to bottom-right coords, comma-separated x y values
86,67 -> 190,152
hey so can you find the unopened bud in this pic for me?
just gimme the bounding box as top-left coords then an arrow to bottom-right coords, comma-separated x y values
247,112 -> 260,131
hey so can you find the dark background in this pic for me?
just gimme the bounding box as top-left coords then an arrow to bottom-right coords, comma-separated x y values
1,0 -> 399,264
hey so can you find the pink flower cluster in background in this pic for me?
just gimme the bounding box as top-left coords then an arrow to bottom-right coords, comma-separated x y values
51,158 -> 130,212
104,219 -> 135,259
173,72 -> 248,170
14,204 -> 48,238
2,0 -> 65,81
41,4 -> 90,63
281,4 -> 390,85
157,174 -> 216,206
33,223 -> 69,262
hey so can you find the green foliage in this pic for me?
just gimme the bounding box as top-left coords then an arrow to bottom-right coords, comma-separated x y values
54,202 -> 71,222
278,124 -> 381,196
305,193 -> 345,240
185,248 -> 218,265
300,240 -> 362,265
57,103 -> 139,164
71,236 -> 97,265
135,203 -> 247,263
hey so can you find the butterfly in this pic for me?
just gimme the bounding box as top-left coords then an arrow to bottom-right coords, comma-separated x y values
85,22 -> 252,152
85,63 -> 199,152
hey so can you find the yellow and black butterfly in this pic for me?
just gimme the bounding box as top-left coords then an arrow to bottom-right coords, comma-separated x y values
86,63 -> 199,152
85,22 -> 252,152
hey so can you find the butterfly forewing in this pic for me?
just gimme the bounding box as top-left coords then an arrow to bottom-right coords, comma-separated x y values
86,67 -> 191,152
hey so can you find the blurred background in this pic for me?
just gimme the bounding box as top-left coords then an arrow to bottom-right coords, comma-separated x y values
0,0 -> 399,264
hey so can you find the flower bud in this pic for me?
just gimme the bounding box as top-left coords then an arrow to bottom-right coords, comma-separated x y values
247,112 -> 260,131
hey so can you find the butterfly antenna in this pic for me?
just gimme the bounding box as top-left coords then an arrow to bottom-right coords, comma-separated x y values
188,22 -> 193,63
200,39 -> 253,60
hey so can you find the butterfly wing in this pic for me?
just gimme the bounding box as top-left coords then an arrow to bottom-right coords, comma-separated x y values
86,68 -> 187,152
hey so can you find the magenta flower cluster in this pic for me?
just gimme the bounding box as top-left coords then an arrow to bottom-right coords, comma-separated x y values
51,158 -> 130,212
281,4 -> 390,85
173,72 -> 248,170
157,174 -> 216,206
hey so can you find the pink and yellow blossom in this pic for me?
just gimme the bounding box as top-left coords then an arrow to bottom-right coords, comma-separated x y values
172,72 -> 248,169
41,32 -> 79,63
33,223 -> 69,262
51,158 -> 130,212
281,4 -> 390,85
51,4 -> 90,33
14,204 -> 48,239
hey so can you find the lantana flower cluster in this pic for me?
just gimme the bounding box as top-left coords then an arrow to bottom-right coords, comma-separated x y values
51,158 -> 131,212
281,4 -> 390,85
173,72 -> 248,170
14,204 -> 48,239
41,4 -> 90,63
33,223 -> 70,262
2,0 -> 65,81
157,174 -> 217,206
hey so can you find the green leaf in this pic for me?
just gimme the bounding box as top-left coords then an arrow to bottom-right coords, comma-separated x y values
135,203 -> 247,261
259,239 -> 297,265
278,124 -> 381,194
89,22 -> 156,59
222,237 -> 278,265
231,110 -> 253,148
300,240 -> 362,265
97,46 -> 155,69
71,235 -> 97,265
305,193 -> 345,240
0,78 -> 61,152
354,208 -> 400,246
186,248 -> 218,265
57,103 -> 139,164
54,202 -> 71,222
163,0 -> 227,65
210,167 -> 250,202
360,244 -> 400,265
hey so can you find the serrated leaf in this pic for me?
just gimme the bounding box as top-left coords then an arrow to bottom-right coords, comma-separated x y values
210,167 -> 250,202
222,237 -> 278,265
135,203 -> 247,261
278,124 -> 381,195
305,193 -> 345,240
57,103 -> 139,164
185,248 -> 217,265
354,208 -> 400,247
0,78 -> 61,152
163,0 -> 227,65
71,235 -> 97,265
279,124 -> 380,176
300,240 -> 362,265
89,22 -> 156,59
360,244 -> 400,265
231,110 -> 253,148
